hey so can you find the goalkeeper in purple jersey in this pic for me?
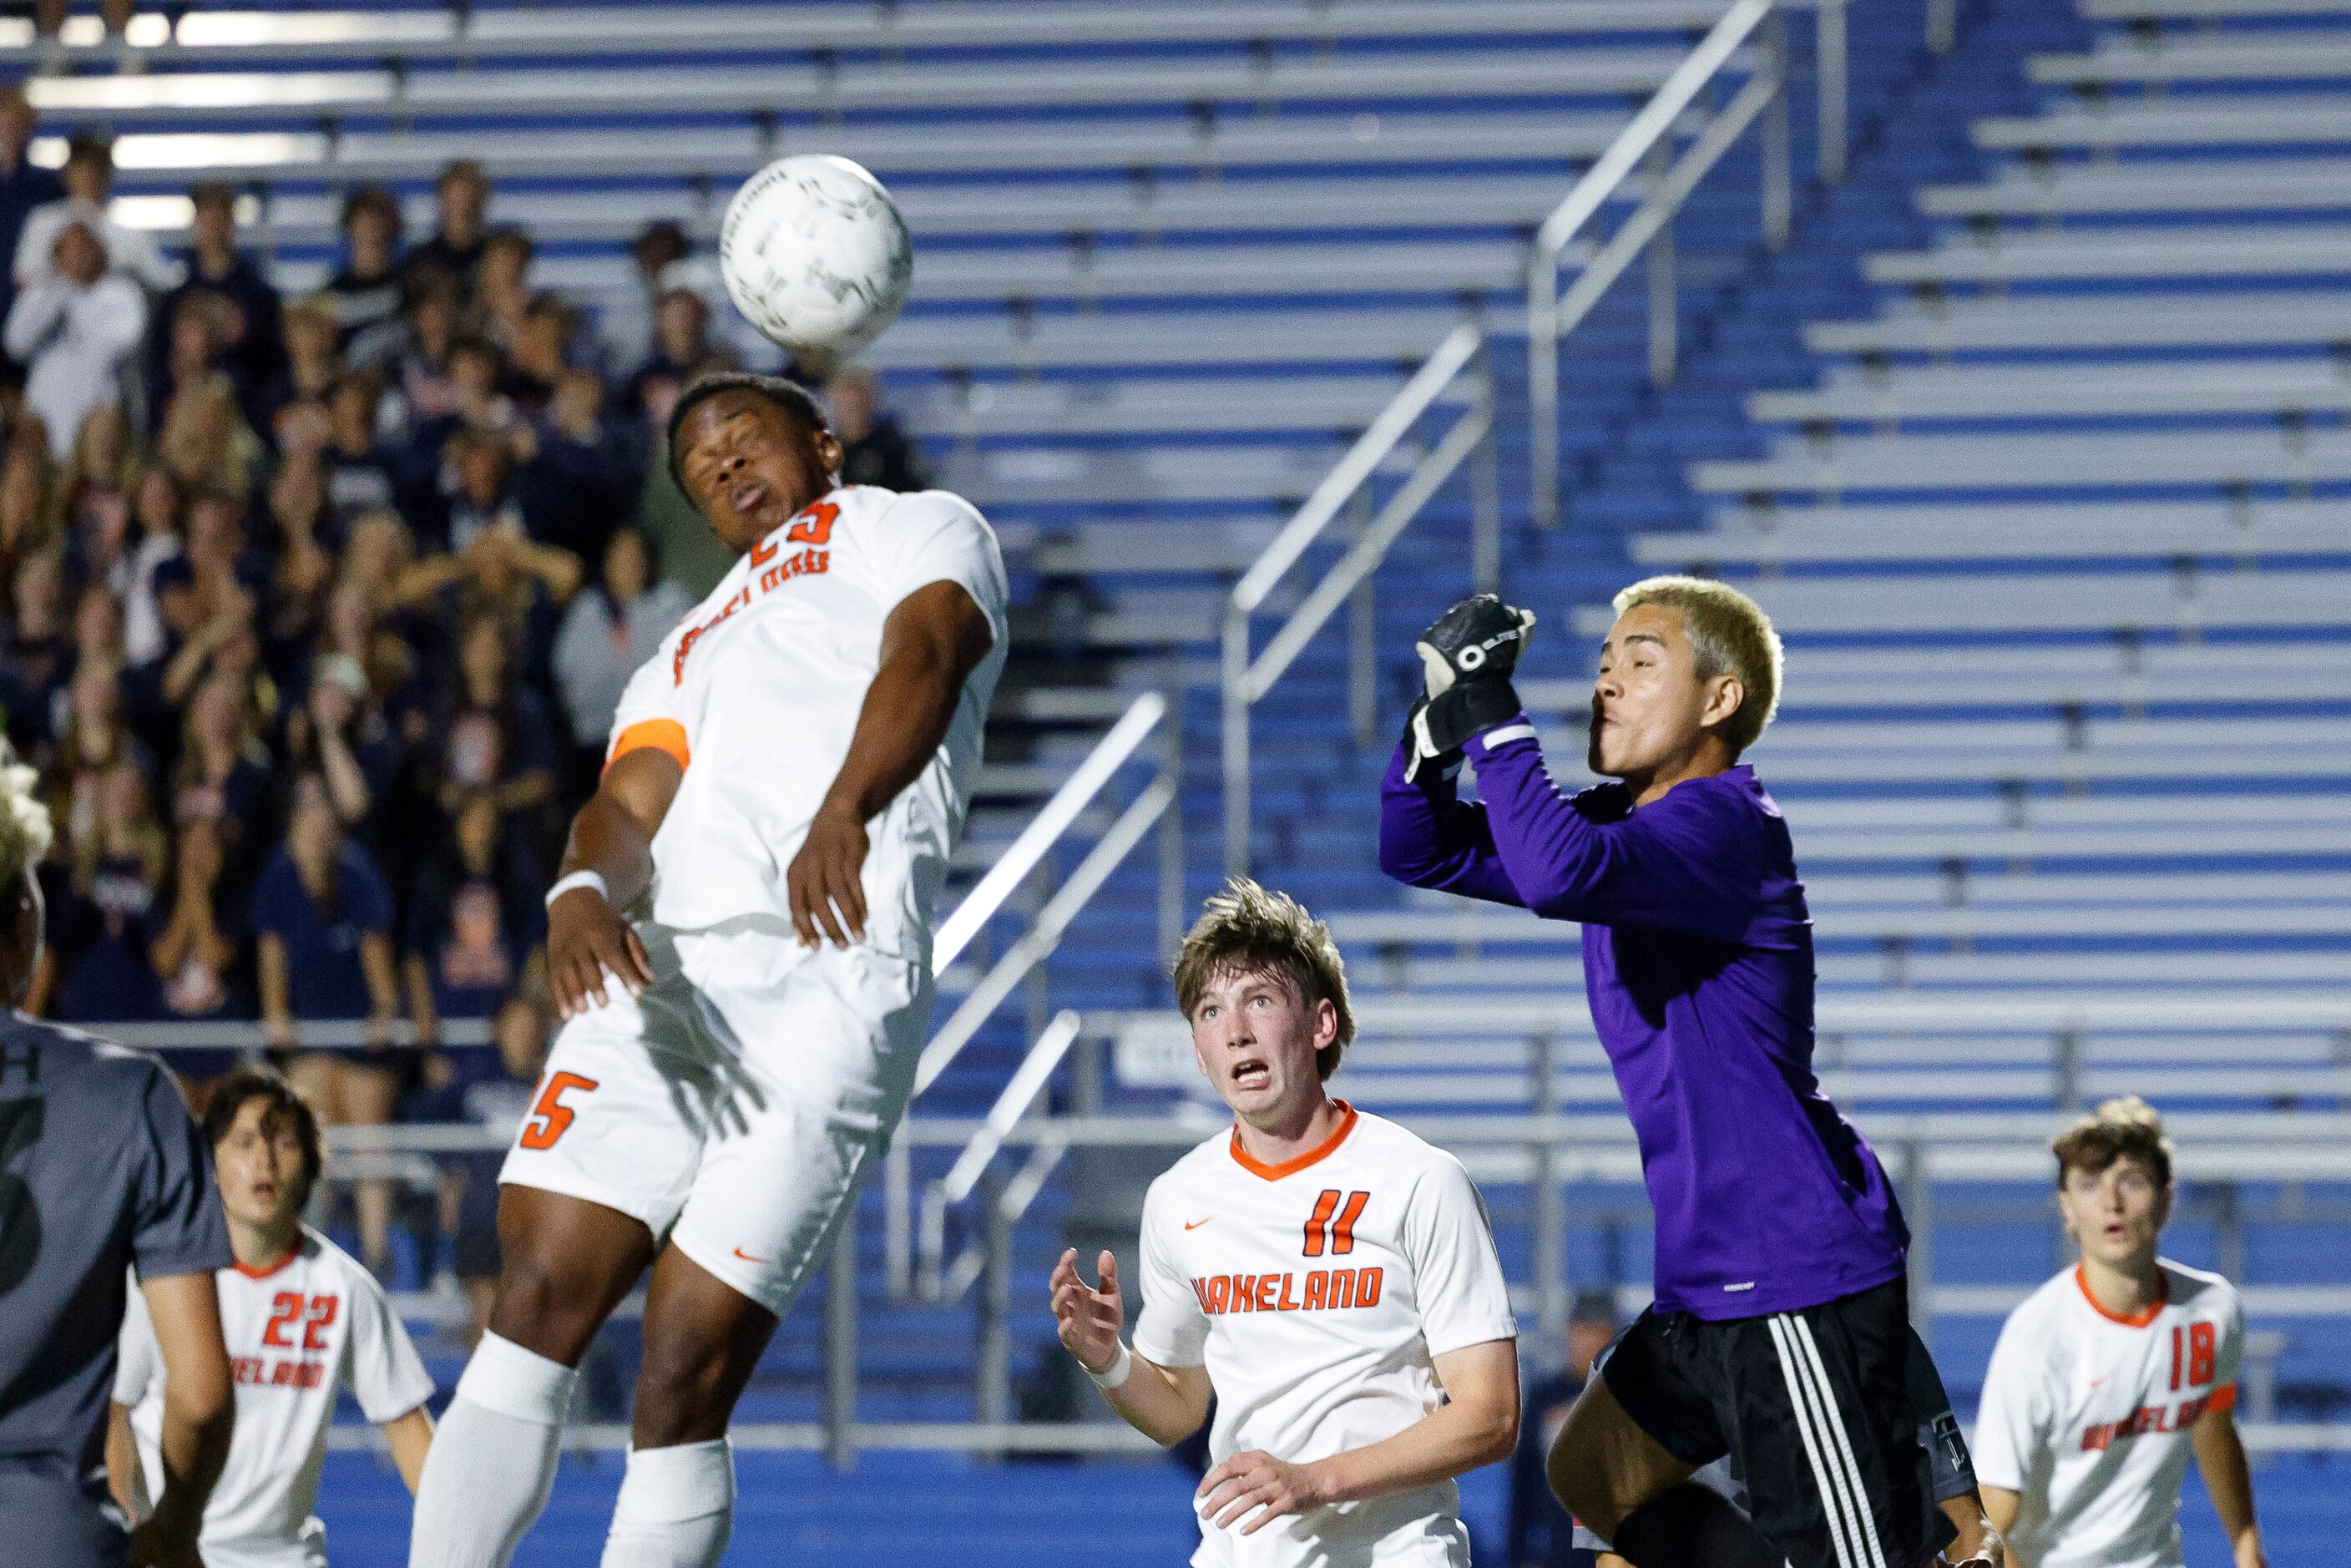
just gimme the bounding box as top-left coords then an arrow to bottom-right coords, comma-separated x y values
1378,579 -> 2000,1568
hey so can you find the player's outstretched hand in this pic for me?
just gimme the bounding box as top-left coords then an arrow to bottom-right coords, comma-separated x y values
788,799 -> 870,948
1049,1247 -> 1124,1373
1197,1449 -> 1328,1534
1403,593 -> 1537,781
547,883 -> 654,1020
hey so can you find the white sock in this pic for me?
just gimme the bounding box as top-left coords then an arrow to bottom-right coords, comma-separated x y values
599,1438 -> 736,1568
407,1332 -> 579,1568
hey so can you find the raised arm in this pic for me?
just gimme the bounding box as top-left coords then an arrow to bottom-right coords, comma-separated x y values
1201,1338 -> 1519,1535
788,578 -> 993,948
1467,726 -> 1761,938
1049,1247 -> 1212,1445
1376,740 -> 1526,908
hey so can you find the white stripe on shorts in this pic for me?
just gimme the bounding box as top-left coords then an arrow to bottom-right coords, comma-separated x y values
1767,1313 -> 1863,1568
1793,1315 -> 1892,1568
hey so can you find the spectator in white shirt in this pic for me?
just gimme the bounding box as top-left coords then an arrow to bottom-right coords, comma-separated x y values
15,132 -> 180,295
6,218 -> 147,460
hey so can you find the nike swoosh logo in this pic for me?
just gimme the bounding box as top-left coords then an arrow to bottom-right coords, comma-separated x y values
2089,1378 -> 2109,1389
733,1246 -> 771,1263
1184,1217 -> 1213,1231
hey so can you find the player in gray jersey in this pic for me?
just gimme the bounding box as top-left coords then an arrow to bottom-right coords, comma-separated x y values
0,746 -> 235,1568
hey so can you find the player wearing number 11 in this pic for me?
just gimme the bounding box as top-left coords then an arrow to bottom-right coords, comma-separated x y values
1050,880 -> 1520,1567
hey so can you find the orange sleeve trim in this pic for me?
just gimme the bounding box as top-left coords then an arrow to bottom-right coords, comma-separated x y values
2207,1383 -> 2237,1413
605,719 -> 690,776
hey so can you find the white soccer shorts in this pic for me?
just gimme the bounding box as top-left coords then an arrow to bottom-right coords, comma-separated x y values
498,919 -> 933,1317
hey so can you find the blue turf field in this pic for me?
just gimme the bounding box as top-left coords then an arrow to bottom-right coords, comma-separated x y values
315,1446 -> 2350,1565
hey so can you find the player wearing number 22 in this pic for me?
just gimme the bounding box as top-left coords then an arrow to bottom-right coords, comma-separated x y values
111,1068 -> 436,1568
408,372 -> 1008,1568
1052,881 -> 1521,1568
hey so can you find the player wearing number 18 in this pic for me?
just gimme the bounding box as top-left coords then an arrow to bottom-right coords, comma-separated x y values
408,372 -> 1008,1568
1050,880 -> 1520,1567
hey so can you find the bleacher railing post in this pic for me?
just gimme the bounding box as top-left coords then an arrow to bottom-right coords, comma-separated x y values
885,1137 -> 912,1301
1531,1032 -> 1567,1373
1818,0 -> 1850,184
1902,1138 -> 1935,1353
824,1217 -> 858,1469
1221,606 -> 1252,877
1763,8 -> 1792,249
1927,0 -> 1957,55
1471,337 -> 1500,593
1348,488 -> 1377,746
1157,678 -> 1186,959
1645,140 -> 1676,387
977,1177 -> 1014,1444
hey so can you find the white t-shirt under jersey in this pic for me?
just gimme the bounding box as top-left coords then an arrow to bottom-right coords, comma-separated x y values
1974,1260 -> 2244,1568
1133,1102 -> 1519,1568
115,1227 -> 435,1568
605,483 -> 1009,960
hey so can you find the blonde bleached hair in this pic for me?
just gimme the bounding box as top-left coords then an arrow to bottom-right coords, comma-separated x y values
1172,878 -> 1355,1081
2052,1095 -> 2173,1191
0,746 -> 53,889
1612,574 -> 1784,756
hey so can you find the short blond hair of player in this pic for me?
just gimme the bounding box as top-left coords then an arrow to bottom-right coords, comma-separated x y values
1050,879 -> 1521,1566
1975,1097 -> 2264,1568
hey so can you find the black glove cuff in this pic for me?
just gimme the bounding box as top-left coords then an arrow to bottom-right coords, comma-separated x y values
1418,677 -> 1522,756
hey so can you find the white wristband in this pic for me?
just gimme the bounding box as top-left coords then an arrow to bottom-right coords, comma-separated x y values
1082,1340 -> 1133,1390
544,870 -> 610,909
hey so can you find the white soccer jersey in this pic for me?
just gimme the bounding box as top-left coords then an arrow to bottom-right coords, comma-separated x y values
605,483 -> 1009,959
115,1227 -> 436,1568
1132,1102 -> 1519,1568
1973,1260 -> 2244,1568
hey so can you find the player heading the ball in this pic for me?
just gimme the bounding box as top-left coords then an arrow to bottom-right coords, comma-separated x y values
409,372 -> 1007,1568
1975,1098 -> 2264,1568
1050,878 -> 1520,1567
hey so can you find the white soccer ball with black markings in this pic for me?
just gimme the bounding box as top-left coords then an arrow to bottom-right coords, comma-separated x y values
719,154 -> 913,365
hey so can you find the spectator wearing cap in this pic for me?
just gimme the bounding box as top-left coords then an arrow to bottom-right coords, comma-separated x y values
550,525 -> 689,794
15,131 -> 179,295
255,771 -> 406,1276
829,364 -> 931,493
323,186 -> 406,362
153,181 -> 285,429
0,86 -> 65,319
1508,1290 -> 1625,1568
4,214 -> 145,461
404,160 -> 492,301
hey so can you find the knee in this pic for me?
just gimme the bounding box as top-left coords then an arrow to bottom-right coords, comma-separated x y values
631,1323 -> 737,1446
488,1232 -> 608,1365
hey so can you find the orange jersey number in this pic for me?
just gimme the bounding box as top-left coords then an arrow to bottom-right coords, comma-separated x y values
519,1071 -> 599,1151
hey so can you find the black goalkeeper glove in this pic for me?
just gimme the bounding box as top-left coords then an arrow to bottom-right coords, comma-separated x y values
1402,593 -> 1537,782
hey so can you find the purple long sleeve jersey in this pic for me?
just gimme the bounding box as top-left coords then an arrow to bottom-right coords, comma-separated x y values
1378,718 -> 1906,1319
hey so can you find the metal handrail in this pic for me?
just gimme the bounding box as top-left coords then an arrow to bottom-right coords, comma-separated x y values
1529,0 -> 1830,527
918,1009 -> 1081,1302
1221,322 -> 1498,874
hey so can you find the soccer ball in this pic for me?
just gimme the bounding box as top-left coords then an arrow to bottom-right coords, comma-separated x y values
719,154 -> 913,367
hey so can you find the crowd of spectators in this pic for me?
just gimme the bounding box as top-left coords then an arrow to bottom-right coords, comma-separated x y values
0,84 -> 933,1278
